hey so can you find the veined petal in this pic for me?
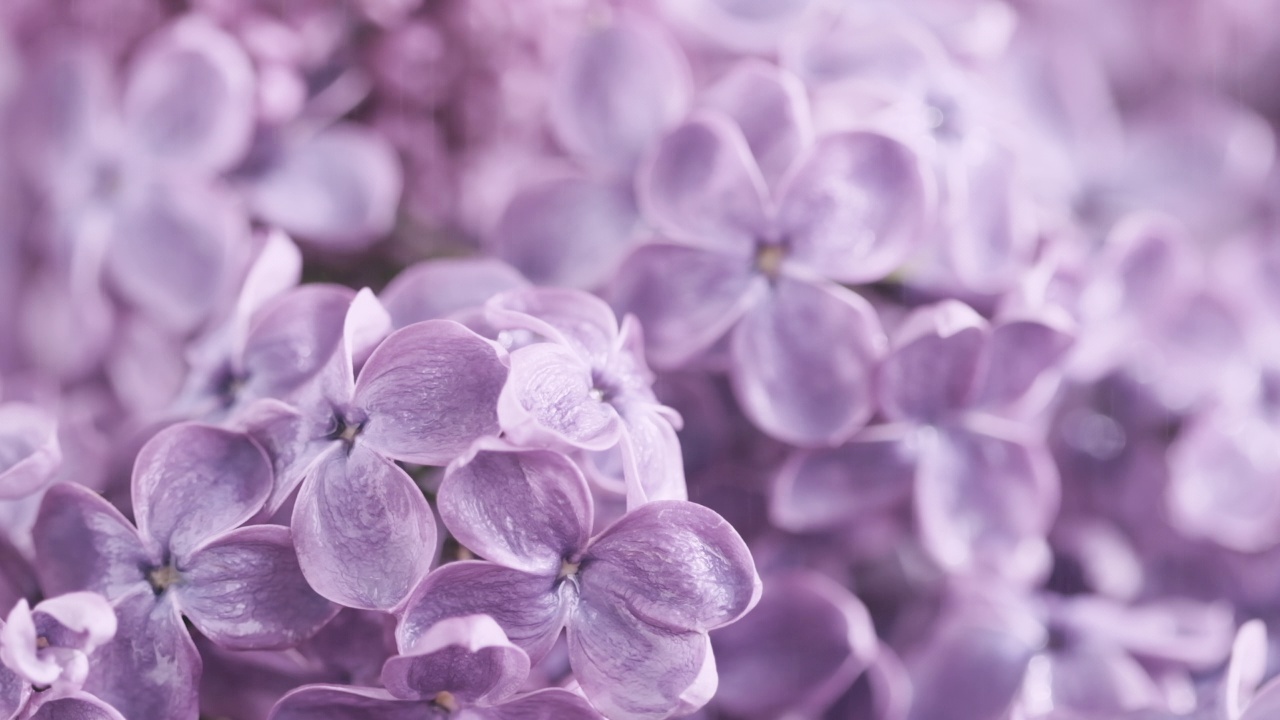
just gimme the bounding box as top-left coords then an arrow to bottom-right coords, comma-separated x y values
292,445 -> 437,611
269,685 -> 423,720
0,661 -> 27,720
382,615 -> 528,704
581,501 -> 760,633
83,589 -> 200,720
877,300 -> 988,423
477,689 -> 603,720
497,343 -> 622,452
241,284 -> 356,403
730,278 -> 884,446
567,594 -> 709,720
396,562 -> 569,664
638,114 -> 768,253
486,287 -> 619,364
439,444 -> 593,576
26,692 -> 128,720
617,408 -> 687,508
231,399 -> 335,515
177,525 -> 339,650
355,320 -> 506,465
0,403 -> 61,500
32,484 -> 153,599
779,132 -> 928,284
131,423 -> 272,558
611,243 -> 763,369
701,61 -> 812,191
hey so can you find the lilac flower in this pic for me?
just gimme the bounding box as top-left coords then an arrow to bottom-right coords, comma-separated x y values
270,614 -> 601,719
614,61 -> 928,446
0,592 -> 115,692
30,423 -> 337,720
486,287 -> 685,505
399,444 -> 761,720
0,404 -> 60,500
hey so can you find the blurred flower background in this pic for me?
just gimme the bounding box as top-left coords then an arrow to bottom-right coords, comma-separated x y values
3,0 -> 1280,718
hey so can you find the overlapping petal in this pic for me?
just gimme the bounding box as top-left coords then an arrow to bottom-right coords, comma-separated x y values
497,343 -> 622,452
32,484 -> 154,599
0,403 -> 61,500
381,615 -> 527,704
877,300 -> 988,423
380,259 -> 528,330
269,686 -> 423,720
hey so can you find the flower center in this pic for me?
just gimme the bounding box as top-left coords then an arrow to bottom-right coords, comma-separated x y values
433,691 -> 458,712
755,242 -> 786,279
35,636 -> 49,650
148,565 -> 181,594
559,558 -> 581,579
328,412 -> 365,444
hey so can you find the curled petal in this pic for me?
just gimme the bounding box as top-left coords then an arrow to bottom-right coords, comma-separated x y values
380,259 -> 528,330
1225,620 -> 1268,719
497,343 -> 622,452
32,484 -> 153,599
877,300 -> 988,423
567,594 -> 709,720
439,444 -> 593,576
486,287 -> 620,363
582,501 -> 761,633
123,16 -> 255,173
178,525 -> 339,650
730,278 -> 884,446
396,562 -> 569,664
611,243 -> 763,369
550,18 -> 691,174
248,124 -> 402,250
83,589 -> 201,720
355,320 -> 506,465
617,408 -> 687,508
1,592 -> 118,688
292,445 -> 437,611
0,403 -> 61,500
779,132 -> 928,284
639,114 -> 768,253
382,615 -> 528,704
702,61 -> 812,191
132,423 -> 272,558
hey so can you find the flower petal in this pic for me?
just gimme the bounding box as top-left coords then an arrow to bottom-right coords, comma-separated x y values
567,593 -> 709,720
123,16 -> 254,173
581,500 -> 760,633
27,692 -> 128,720
439,444 -> 593,576
32,483 -> 153,599
382,614 -> 528,704
497,343 -> 622,452
549,18 -> 690,174
380,258 -> 528,330
248,124 -> 402,250
617,408 -> 687,508
971,316 -> 1074,411
354,320 -> 506,465
0,403 -> 61,500
730,277 -> 884,446
486,287 -> 620,363
240,284 -> 356,403
132,423 -> 272,558
877,300 -> 988,423
230,399 -> 335,515
83,589 -> 200,720
701,61 -> 812,191
478,689 -> 603,720
292,445 -> 437,611
638,114 -> 768,252
611,243 -> 764,369
0,662 -> 29,720
177,525 -> 338,650
770,424 -> 916,532
396,562 -> 569,664
268,685 -> 423,720
778,132 -> 928,284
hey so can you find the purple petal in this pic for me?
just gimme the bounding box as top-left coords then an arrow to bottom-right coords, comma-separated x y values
380,258 -> 528,330
123,16 -> 254,173
240,284 -> 356,403
105,180 -> 248,333
711,571 -> 877,719
248,123 -> 402,250
491,178 -> 642,291
497,343 -> 622,452
354,320 -> 506,465
177,525 -> 339,650
581,500 -> 761,633
770,424 -> 915,532
549,18 -> 690,174
0,662 -> 29,720
83,589 -> 200,720
638,114 -> 768,252
478,689 -> 603,720
396,562 -> 569,664
1018,642 -> 1162,716
877,300 -> 988,423
612,243 -> 765,368
438,444 -> 593,576
915,420 -> 1059,578
292,445 -> 437,611
269,685 -> 423,720
778,132 -> 928,284
486,287 -> 620,363
971,316 -> 1074,411
231,399 -> 335,515
32,483 -> 153,599
617,407 -> 687,507
131,423 -> 272,558
656,0 -> 815,53
730,278 -> 884,446
1226,620 -> 1268,719
26,692 -> 128,720
701,61 -> 812,191
1,592 -> 117,689
229,229 -> 304,349
567,594 -> 709,720
1244,681 -> 1280,720
0,403 -> 61,500
382,614 -> 528,704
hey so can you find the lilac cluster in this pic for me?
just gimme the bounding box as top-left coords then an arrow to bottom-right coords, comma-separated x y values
2,1 -> 1280,719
